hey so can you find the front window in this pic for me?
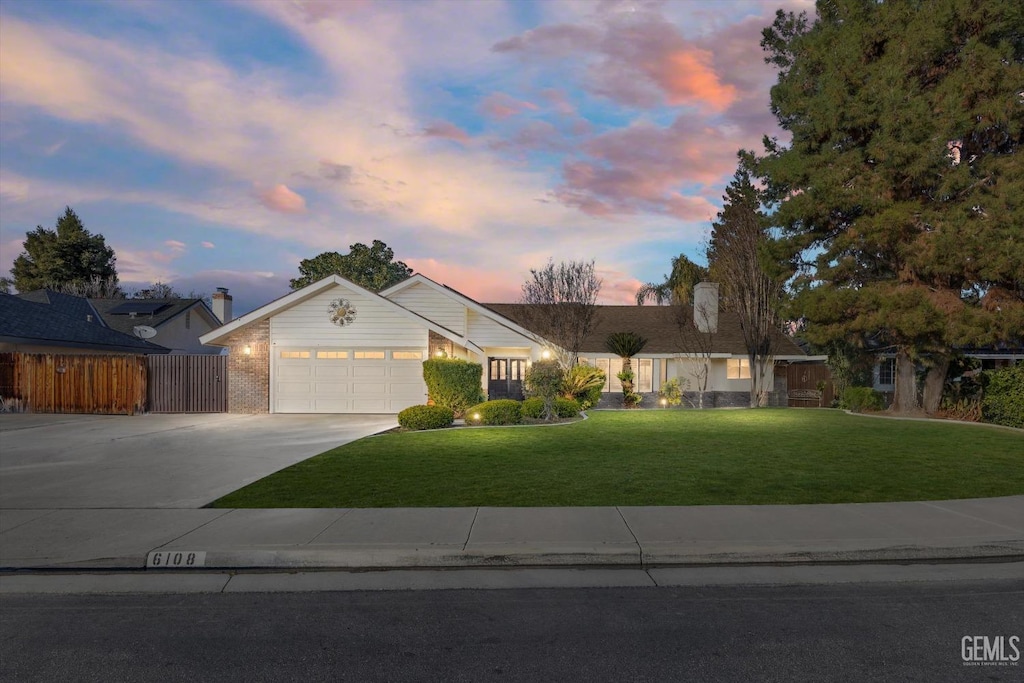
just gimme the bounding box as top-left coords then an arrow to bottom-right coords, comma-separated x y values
727,358 -> 751,380
596,358 -> 652,392
878,358 -> 896,385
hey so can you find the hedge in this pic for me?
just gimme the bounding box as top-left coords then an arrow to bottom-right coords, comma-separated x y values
465,399 -> 522,426
843,386 -> 884,412
397,405 -> 455,431
522,396 -> 581,419
422,358 -> 484,417
983,365 -> 1024,428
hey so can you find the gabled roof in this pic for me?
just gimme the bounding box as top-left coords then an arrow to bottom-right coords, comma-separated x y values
483,303 -> 810,357
380,273 -> 545,346
199,274 -> 482,353
90,297 -> 215,336
0,294 -> 170,354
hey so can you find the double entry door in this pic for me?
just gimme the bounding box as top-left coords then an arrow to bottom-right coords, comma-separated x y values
488,357 -> 527,400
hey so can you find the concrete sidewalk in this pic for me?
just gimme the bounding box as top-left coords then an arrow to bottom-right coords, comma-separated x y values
1,496 -> 1022,571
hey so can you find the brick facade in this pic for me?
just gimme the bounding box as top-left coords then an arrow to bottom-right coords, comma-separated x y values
225,319 -> 270,414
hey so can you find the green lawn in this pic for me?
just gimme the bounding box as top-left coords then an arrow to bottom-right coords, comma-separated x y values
211,410 -> 1024,508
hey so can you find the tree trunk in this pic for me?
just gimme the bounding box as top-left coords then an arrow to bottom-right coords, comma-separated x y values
922,356 -> 950,415
891,349 -> 919,414
621,356 -> 633,393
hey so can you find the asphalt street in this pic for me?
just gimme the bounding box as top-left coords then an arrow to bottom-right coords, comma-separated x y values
3,578 -> 1022,682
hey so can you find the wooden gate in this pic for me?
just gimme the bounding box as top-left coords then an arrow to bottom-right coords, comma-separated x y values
0,352 -> 147,415
147,354 -> 227,413
786,362 -> 834,407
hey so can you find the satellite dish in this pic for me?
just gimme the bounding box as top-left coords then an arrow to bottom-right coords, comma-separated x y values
133,325 -> 158,339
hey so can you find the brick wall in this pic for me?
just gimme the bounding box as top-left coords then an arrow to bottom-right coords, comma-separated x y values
224,320 -> 269,414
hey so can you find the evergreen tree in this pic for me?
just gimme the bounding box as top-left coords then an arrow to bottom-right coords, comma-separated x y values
11,207 -> 120,296
760,0 -> 1024,414
290,240 -> 412,291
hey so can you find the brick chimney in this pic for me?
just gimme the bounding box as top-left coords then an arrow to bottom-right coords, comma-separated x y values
212,287 -> 233,323
693,282 -> 719,334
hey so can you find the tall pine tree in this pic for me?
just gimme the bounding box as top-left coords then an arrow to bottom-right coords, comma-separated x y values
760,0 -> 1024,414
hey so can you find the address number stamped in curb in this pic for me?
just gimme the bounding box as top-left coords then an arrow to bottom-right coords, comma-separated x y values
147,551 -> 207,568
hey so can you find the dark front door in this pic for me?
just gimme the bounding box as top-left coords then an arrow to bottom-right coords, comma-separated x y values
488,358 -> 526,400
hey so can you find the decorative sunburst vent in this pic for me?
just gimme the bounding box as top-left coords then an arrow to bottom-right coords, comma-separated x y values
328,298 -> 357,327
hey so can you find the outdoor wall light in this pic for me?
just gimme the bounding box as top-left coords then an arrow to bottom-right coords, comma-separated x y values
243,345 -> 252,355
435,350 -> 444,357
541,350 -> 551,360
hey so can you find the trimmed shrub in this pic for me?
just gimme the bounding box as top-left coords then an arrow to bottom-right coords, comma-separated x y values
397,405 -> 454,431
982,365 -> 1024,428
466,399 -> 522,426
523,396 -> 581,418
843,386 -> 884,412
422,358 -> 484,417
521,397 -> 545,419
561,364 -> 605,410
525,359 -> 563,420
553,396 -> 581,418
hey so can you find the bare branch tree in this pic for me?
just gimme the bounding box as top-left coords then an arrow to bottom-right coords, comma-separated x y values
671,301 -> 716,409
708,156 -> 786,407
517,259 -> 602,369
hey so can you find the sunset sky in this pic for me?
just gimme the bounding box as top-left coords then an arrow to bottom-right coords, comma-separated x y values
0,0 -> 810,315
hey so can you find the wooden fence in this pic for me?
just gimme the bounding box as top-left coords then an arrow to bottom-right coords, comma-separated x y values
0,352 -> 147,415
786,362 -> 835,408
147,354 -> 227,413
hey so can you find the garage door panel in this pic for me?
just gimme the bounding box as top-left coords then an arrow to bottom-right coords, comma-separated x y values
353,365 -> 387,378
313,398 -> 352,412
277,382 -> 314,397
352,399 -> 387,412
277,365 -> 312,380
388,365 -> 422,378
314,365 -> 350,380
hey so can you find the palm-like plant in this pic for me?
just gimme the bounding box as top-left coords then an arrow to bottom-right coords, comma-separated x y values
604,332 -> 648,394
636,254 -> 708,305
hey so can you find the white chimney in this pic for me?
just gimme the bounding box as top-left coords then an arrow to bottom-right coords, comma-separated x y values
693,282 -> 719,334
212,287 -> 233,323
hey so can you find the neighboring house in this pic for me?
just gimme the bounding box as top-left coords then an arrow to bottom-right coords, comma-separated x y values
89,290 -> 230,354
199,273 -> 819,414
1,293 -> 169,355
872,344 -> 1024,400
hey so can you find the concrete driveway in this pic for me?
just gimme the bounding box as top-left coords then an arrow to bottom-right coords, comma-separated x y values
0,413 -> 396,509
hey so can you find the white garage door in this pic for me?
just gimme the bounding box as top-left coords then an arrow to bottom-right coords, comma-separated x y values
274,348 -> 427,413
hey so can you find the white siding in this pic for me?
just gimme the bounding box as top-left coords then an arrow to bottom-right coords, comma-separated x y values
466,310 -> 535,348
386,282 -> 466,335
271,285 -> 429,348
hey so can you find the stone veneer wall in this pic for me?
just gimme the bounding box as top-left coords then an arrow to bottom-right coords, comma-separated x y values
593,390 -> 779,409
224,320 -> 270,414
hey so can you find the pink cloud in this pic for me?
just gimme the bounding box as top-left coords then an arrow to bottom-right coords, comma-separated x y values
422,120 -> 471,144
480,92 -> 539,120
495,11 -> 739,113
540,88 -> 575,115
201,241 -> 215,249
405,258 -> 522,303
596,270 -> 647,305
553,118 -> 732,219
258,184 -> 306,214
164,240 -> 186,250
